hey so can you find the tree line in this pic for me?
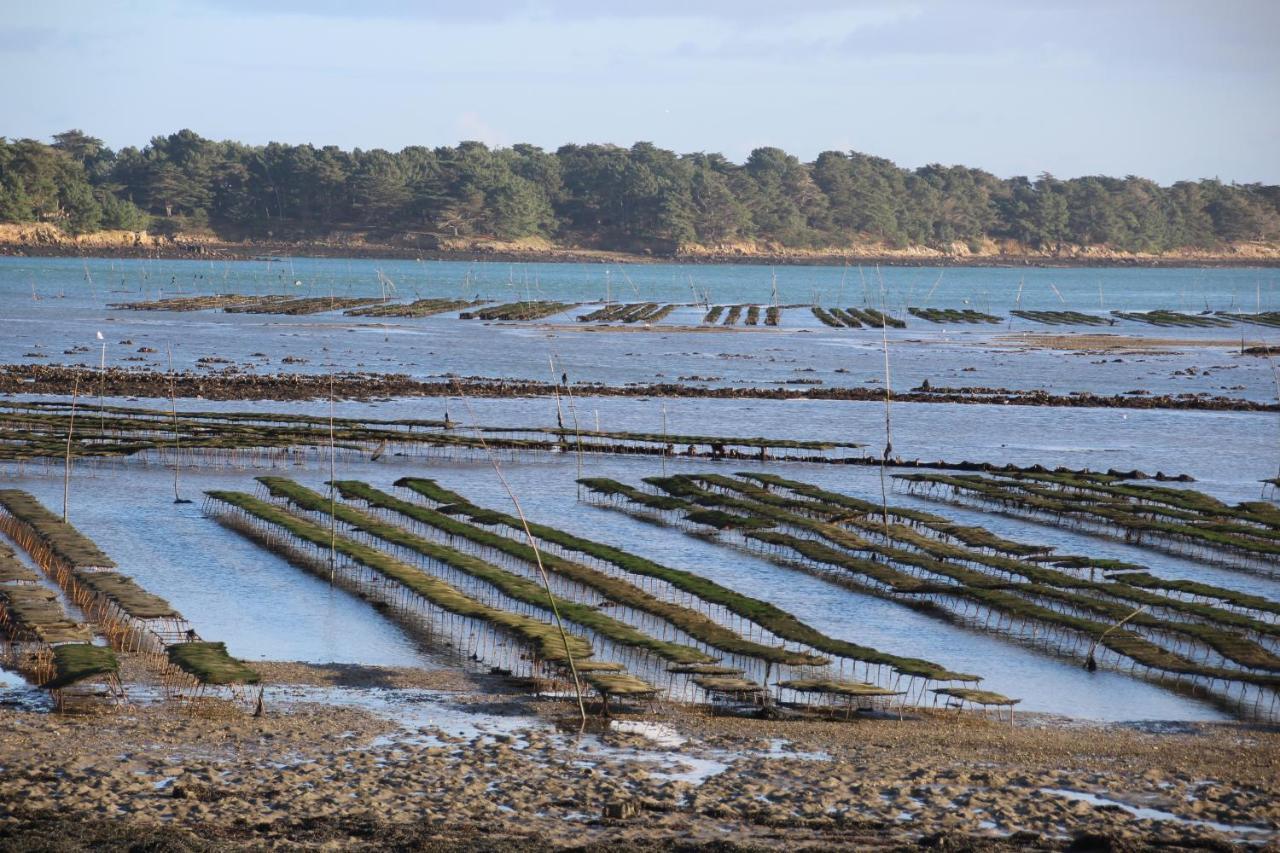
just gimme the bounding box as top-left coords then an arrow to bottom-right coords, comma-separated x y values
2,128 -> 1278,254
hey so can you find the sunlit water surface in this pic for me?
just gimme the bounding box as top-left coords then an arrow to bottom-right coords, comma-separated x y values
2,256 -> 1277,722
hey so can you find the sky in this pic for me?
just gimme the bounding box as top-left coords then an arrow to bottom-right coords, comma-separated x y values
2,0 -> 1278,184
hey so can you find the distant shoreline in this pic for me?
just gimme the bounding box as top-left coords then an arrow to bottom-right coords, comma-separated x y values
3,234 -> 1279,269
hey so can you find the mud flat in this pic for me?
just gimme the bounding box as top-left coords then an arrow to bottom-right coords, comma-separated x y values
0,670 -> 1276,850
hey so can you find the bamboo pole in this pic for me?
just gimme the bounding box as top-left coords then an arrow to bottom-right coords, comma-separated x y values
62,376 -> 80,522
97,333 -> 107,437
661,403 -> 669,477
329,373 -> 337,584
455,395 -> 588,726
877,277 -> 893,533
167,346 -> 190,503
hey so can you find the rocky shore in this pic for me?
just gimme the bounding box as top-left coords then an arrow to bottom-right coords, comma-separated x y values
0,664 -> 1275,851
2,223 -> 1278,268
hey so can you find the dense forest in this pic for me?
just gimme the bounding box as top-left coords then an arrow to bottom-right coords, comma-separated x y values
2,129 -> 1279,254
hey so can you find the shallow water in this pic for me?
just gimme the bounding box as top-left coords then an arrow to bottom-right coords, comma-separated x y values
4,432 -> 1264,721
0,468 -> 436,669
2,255 -> 1277,722
400,456 -> 1236,722
5,256 -> 1277,312
1,257 -> 1277,401
15,389 -> 1270,504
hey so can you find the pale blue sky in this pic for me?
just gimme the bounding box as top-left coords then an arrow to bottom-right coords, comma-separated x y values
3,1 -> 1277,182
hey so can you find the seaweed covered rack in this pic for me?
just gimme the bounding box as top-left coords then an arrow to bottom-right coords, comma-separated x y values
315,478 -> 826,670
895,471 -> 1280,572
196,472 -> 989,712
0,546 -> 122,704
245,476 -> 898,705
392,476 -> 981,703
0,489 -> 183,652
579,471 -> 1280,720
776,678 -> 906,718
459,301 -> 578,321
109,294 -> 384,315
932,688 -> 1021,725
0,490 -> 258,702
202,490 -> 606,682
0,400 -> 870,468
577,302 -> 680,324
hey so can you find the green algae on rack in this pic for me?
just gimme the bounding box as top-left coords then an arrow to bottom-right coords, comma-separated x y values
345,298 -> 487,318
811,306 -> 842,328
44,643 -> 120,690
254,478 -> 718,666
0,585 -> 93,644
166,641 -> 260,685
0,400 -> 868,466
596,472 -> 1280,711
778,678 -> 903,698
108,294 -> 291,312
396,477 -> 980,683
0,489 -> 116,569
460,301 -> 577,321
0,542 -> 40,583
1010,310 -> 1113,326
205,489 -> 593,664
327,479 -> 823,666
735,473 -> 1050,557
579,303 -> 678,324
895,472 -> 1280,567
689,473 -> 1280,640
908,307 -> 1001,324
224,296 -> 382,315
71,571 -> 179,621
1218,311 -> 1280,328
109,294 -> 384,315
1112,310 -> 1233,328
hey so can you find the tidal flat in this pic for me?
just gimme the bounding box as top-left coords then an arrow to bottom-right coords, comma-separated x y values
1,257 -> 1278,849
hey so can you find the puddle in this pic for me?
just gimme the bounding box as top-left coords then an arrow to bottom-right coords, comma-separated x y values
608,719 -> 685,748
0,667 -> 52,712
265,685 -> 536,749
261,684 -> 837,788
761,737 -> 829,761
1041,788 -> 1274,837
641,754 -> 731,785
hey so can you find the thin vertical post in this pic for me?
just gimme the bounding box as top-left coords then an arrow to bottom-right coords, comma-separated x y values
63,376 -> 80,522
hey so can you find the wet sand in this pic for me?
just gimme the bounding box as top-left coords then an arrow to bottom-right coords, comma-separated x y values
1,664 -> 1276,850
